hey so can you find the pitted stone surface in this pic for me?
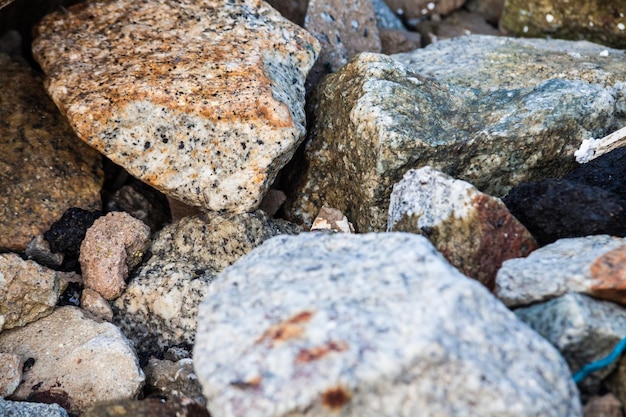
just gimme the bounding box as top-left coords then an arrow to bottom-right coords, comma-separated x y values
0,53 -> 103,252
32,0 -> 319,212
194,233 -> 581,417
0,398 -> 69,417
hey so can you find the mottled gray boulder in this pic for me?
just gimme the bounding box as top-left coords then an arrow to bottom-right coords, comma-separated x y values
285,36 -> 626,231
496,235 -> 626,308
0,398 -> 68,417
114,211 -> 300,353
194,232 -> 581,417
515,293 -> 626,393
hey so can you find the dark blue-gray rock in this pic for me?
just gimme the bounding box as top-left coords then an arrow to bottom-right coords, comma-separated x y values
502,178 -> 626,245
194,232 -> 581,417
0,397 -> 69,417
285,36 -> 626,231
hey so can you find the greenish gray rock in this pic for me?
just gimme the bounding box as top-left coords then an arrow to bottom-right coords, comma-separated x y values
500,0 -> 626,49
285,35 -> 626,231
113,211 -> 301,353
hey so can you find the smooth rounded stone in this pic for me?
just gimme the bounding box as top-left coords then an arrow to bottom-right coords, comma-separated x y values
500,0 -> 626,49
79,212 -> 151,300
388,167 -> 537,290
0,397 -> 69,417
194,233 -> 581,417
80,288 -> 114,322
114,211 -> 301,353
0,306 -> 144,414
82,397 -> 210,417
496,235 -> 626,308
32,0 -> 319,213
514,293 -> 626,393
0,53 -> 103,252
0,253 -> 69,332
0,352 -> 21,397
144,357 -> 205,406
383,0 -> 465,20
503,178 -> 626,245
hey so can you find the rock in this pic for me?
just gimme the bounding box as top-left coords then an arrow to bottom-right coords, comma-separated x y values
265,0 -> 309,26
82,397 -> 210,417
258,189 -> 287,217
144,357 -> 205,406
113,211 -> 301,353
500,0 -> 626,49
311,206 -> 354,233
582,394 -> 624,417
0,306 -> 144,414
80,288 -> 114,322
304,0 -> 381,90
0,253 -> 69,332
567,147 -> 626,198
514,293 -> 626,393
384,0 -> 465,20
416,9 -> 501,44
167,196 -> 203,223
575,126 -> 626,164
388,167 -> 537,290
79,212 -> 151,300
285,36 -> 626,231
464,0 -> 504,24
32,0 -> 319,213
379,28 -> 422,54
605,358 -> 626,413
106,184 -> 170,233
0,352 -> 21,397
496,235 -> 626,307
0,397 -> 69,417
371,0 -> 405,29
24,235 -> 64,269
0,53 -> 103,252
194,232 -> 581,417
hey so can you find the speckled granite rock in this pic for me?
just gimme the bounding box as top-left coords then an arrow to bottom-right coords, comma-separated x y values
0,306 -> 144,414
0,397 -> 68,417
0,253 -> 69,332
144,357 -> 205,406
285,36 -> 626,231
515,293 -> 626,393
388,167 -> 537,290
114,211 -> 301,353
0,53 -> 102,252
32,0 -> 319,213
194,233 -> 581,417
384,0 -> 465,20
0,352 -> 21,397
500,0 -> 626,49
496,235 -> 626,308
82,397 -> 210,417
79,212 -> 151,300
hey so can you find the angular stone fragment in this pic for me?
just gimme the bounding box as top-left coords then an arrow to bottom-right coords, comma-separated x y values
0,306 -> 144,414
311,206 -> 353,233
286,36 -> 626,231
80,288 -> 114,322
144,357 -> 205,405
496,235 -> 626,308
0,53 -> 103,252
0,397 -> 69,417
114,211 -> 301,353
32,0 -> 319,213
0,253 -> 69,332
388,167 -> 537,290
0,352 -> 21,397
195,233 -> 581,417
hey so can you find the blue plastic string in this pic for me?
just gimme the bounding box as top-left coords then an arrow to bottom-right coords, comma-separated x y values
573,336 -> 626,383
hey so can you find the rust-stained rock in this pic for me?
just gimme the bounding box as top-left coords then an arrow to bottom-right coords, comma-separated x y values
589,245 -> 626,305
32,0 -> 319,213
0,53 -> 103,252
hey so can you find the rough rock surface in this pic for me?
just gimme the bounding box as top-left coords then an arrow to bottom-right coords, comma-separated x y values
383,0 -> 465,20
107,184 -> 170,233
286,36 -> 626,231
32,0 -> 319,212
0,306 -> 144,414
144,357 -> 205,405
582,394 -> 624,417
378,28 -> 422,55
606,358 -> 626,412
82,397 -> 210,417
0,53 -> 102,252
194,232 -> 581,417
387,166 -> 537,290
496,235 -> 626,308
500,0 -> 626,49
79,211 -> 151,300
114,211 -> 301,353
80,288 -> 114,322
515,293 -> 626,393
0,352 -> 21,397
567,146 -> 626,197
0,253 -> 68,332
0,397 -> 69,417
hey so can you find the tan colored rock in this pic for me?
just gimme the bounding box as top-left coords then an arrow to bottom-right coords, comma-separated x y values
379,28 -> 422,54
79,212 -> 151,300
32,0 -> 319,213
0,306 -> 144,414
0,253 -> 68,332
0,352 -> 21,397
311,206 -> 354,233
144,357 -> 205,405
384,0 -> 465,20
80,289 -> 114,322
0,53 -> 103,252
582,394 -> 623,417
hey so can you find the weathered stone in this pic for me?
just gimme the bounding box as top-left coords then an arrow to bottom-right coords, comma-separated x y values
304,0 -> 381,89
265,0 -> 309,26
371,0 -> 405,29
582,394 -> 623,417
80,288 -> 114,322
82,397 -> 210,417
503,179 -> 626,245
107,184 -> 170,233
195,232 -> 581,417
500,0 -> 626,49
496,235 -> 626,307
311,206 -> 354,233
285,36 -> 626,231
79,212 -> 151,300
605,357 -> 626,412
384,0 -> 465,20
567,147 -> 626,198
464,0 -> 504,24
0,53 -> 102,252
113,211 -> 301,353
0,352 -> 21,397
32,0 -> 319,213
388,167 -> 537,290
0,253 -> 68,332
416,9 -> 501,43
514,293 -> 626,393
379,28 -> 422,54
144,358 -> 205,406
0,397 -> 68,417
24,235 -> 64,269
0,306 -> 144,414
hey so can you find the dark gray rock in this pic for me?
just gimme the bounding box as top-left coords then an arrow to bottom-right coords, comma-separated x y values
566,147 -> 626,198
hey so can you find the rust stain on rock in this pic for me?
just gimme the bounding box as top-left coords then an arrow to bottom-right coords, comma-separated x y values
321,385 -> 352,410
296,340 -> 349,363
256,311 -> 313,345
590,245 -> 626,305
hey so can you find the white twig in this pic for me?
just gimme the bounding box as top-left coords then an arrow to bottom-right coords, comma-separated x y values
575,126 -> 626,164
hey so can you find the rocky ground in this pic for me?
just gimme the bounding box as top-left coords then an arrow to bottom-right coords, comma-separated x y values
2,0 -> 626,416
